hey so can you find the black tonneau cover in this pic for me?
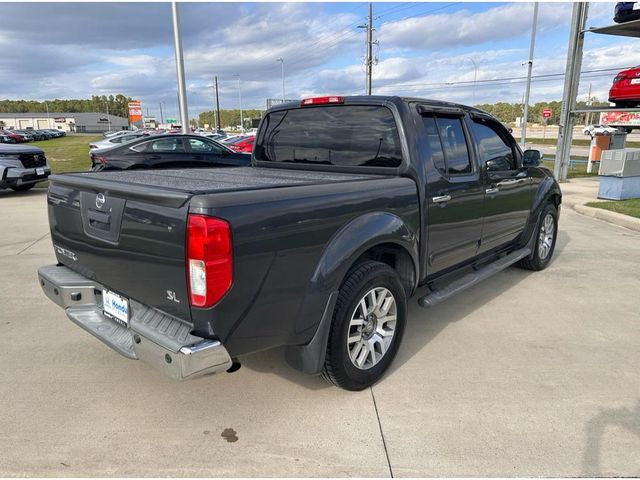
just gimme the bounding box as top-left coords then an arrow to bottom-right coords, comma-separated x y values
50,167 -> 378,208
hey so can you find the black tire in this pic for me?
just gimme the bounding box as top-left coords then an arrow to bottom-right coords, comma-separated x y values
518,203 -> 558,271
322,261 -> 407,391
10,183 -> 35,192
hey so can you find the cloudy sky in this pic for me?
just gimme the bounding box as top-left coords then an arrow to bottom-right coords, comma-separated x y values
0,2 -> 636,120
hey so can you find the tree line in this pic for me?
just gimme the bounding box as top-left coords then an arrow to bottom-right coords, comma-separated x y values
0,94 -> 134,118
473,99 -> 609,125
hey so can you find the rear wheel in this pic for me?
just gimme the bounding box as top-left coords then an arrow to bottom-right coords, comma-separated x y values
518,203 -> 558,271
322,261 -> 406,390
10,183 -> 35,192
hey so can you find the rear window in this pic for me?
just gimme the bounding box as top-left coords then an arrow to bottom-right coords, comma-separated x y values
254,105 -> 402,168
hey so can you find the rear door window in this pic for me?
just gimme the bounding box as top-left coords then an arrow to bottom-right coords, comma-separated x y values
254,105 -> 402,168
132,138 -> 185,153
188,138 -> 225,154
435,117 -> 472,175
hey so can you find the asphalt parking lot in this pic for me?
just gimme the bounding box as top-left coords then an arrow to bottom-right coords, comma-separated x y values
1,186 -> 639,477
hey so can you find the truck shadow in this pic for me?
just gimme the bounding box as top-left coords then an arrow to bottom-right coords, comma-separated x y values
239,229 -> 570,391
581,399 -> 640,476
0,187 -> 47,198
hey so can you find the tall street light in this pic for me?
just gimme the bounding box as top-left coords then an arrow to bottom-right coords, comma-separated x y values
276,58 -> 285,102
521,2 -> 539,149
467,57 -> 478,103
234,74 -> 244,132
171,1 -> 189,134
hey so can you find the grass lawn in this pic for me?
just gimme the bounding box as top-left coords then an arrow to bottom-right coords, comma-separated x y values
31,134 -> 100,187
586,198 -> 640,219
33,134 -> 99,174
541,157 -> 598,178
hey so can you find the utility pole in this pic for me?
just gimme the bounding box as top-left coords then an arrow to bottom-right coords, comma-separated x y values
214,75 -> 221,130
367,3 -> 373,95
521,2 -> 539,149
106,102 -> 111,133
159,102 -> 164,124
45,102 -> 51,129
585,83 -> 593,126
276,58 -> 285,101
468,57 -> 478,103
554,2 -> 589,181
171,1 -> 189,134
234,74 -> 244,132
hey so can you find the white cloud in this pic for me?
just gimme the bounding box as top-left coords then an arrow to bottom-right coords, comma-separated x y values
379,3 -> 572,51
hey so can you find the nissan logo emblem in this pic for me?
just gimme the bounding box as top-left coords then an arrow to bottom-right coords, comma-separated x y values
96,193 -> 106,209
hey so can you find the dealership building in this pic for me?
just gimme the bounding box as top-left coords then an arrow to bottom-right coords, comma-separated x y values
0,112 -> 129,133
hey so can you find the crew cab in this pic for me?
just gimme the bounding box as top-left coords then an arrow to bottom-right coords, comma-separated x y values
37,96 -> 561,390
1,144 -> 50,192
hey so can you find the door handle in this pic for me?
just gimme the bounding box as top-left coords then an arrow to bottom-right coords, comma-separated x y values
432,194 -> 451,204
486,187 -> 499,195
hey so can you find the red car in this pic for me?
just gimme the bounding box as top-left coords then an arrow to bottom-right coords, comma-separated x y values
609,66 -> 640,107
1,131 -> 25,143
228,135 -> 255,153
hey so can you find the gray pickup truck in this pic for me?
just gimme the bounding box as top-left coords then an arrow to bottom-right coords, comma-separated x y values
1,144 -> 50,192
38,96 -> 561,390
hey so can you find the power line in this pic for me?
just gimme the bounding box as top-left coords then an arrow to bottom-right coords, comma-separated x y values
367,66 -> 630,91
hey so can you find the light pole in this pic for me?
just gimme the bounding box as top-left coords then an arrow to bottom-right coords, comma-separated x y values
467,57 -> 478,103
45,102 -> 51,129
276,58 -> 285,102
521,2 -> 539,149
171,1 -> 189,134
234,74 -> 244,132
105,101 -> 112,132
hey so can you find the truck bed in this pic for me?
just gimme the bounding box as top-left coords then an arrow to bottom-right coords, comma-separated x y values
53,167 -> 379,202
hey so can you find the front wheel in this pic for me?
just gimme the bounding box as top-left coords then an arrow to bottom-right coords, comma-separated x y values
322,261 -> 407,390
518,203 -> 558,271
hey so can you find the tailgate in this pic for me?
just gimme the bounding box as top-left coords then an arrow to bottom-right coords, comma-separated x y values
47,176 -> 193,321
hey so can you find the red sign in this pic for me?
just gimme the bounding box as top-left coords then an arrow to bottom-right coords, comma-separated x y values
542,108 -> 552,119
128,100 -> 143,128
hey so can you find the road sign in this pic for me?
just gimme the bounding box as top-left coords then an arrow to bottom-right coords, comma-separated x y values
166,118 -> 177,124
542,108 -> 552,119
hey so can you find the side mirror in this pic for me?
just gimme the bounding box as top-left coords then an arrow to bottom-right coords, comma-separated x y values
523,149 -> 542,167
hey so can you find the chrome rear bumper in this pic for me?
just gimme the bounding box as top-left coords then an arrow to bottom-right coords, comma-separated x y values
37,264 -> 232,379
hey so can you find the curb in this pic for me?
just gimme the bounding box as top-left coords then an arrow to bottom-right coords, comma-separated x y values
573,204 -> 640,232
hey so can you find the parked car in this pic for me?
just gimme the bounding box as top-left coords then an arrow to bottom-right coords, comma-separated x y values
228,135 -> 255,153
609,66 -> 640,107
22,130 -> 45,141
0,144 -> 50,191
614,2 -> 640,23
43,129 -> 65,138
0,132 -> 16,144
221,134 -> 249,144
89,132 -> 150,150
38,95 -> 561,390
103,130 -> 131,139
202,133 -> 227,141
0,131 -> 23,143
90,133 -> 251,170
7,130 -> 34,142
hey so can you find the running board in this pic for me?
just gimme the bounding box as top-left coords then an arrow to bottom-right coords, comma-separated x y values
417,247 -> 532,308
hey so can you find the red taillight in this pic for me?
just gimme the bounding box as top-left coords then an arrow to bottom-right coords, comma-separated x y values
186,214 -> 232,308
93,155 -> 108,165
300,96 -> 344,106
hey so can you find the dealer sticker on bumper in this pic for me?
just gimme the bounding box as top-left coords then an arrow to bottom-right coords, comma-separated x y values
103,289 -> 130,326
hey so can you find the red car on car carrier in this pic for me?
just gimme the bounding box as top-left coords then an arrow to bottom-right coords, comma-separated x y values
609,66 -> 640,107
